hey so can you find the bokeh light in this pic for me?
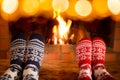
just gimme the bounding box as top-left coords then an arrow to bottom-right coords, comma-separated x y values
75,0 -> 92,17
108,0 -> 120,15
52,0 -> 69,13
1,0 -> 18,14
21,0 -> 40,16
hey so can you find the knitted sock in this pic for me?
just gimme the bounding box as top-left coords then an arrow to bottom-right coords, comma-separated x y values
92,37 -> 115,80
76,38 -> 92,80
0,32 -> 26,80
23,33 -> 44,80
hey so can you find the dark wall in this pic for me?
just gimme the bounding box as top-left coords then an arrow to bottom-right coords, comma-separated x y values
85,17 -> 115,47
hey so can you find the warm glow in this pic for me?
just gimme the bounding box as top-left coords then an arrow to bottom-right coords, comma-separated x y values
52,0 -> 69,13
92,0 -> 110,18
108,0 -> 120,15
111,14 -> 120,21
39,0 -> 52,11
65,0 -> 78,17
75,0 -> 92,17
53,12 -> 72,44
38,0 -> 53,18
1,11 -> 20,21
70,34 -> 74,40
21,0 -> 40,16
1,0 -> 18,14
1,0 -> 120,21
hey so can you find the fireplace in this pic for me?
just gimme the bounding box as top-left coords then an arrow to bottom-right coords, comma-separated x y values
8,15 -> 116,60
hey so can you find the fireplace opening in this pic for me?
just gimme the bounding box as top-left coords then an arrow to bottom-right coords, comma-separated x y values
9,16 -> 115,48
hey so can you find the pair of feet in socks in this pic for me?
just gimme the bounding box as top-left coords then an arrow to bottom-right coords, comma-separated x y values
0,33 -> 44,80
76,37 -> 115,80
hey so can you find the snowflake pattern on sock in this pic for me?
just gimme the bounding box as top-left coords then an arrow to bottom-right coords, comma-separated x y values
92,37 -> 115,80
10,38 -> 26,64
23,33 -> 44,80
76,38 -> 92,80
25,38 -> 44,67
0,33 -> 26,80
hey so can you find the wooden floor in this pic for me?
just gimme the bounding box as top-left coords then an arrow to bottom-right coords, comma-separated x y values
0,59 -> 120,80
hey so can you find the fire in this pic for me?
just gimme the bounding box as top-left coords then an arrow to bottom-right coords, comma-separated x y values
53,12 -> 72,44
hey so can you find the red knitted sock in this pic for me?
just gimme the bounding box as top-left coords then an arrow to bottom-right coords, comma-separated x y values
76,38 -> 92,80
92,37 -> 115,80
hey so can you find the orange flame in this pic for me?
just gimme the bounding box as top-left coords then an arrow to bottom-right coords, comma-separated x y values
53,12 -> 72,44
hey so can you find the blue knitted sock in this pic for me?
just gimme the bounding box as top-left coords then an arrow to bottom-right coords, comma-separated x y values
0,32 -> 26,80
23,33 -> 44,80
